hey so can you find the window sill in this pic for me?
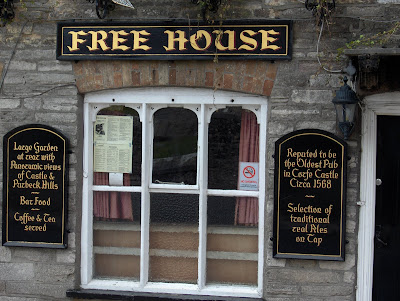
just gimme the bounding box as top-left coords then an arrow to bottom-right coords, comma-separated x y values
66,289 -> 264,301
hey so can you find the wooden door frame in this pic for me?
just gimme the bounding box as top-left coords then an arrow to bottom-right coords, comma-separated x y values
357,92 -> 400,301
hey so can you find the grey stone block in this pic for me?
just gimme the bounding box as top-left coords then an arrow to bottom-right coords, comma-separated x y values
0,263 -> 34,281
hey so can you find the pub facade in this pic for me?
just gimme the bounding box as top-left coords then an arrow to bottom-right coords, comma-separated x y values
0,0 -> 399,300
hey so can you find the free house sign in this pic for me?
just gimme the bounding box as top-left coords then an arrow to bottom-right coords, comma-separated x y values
2,125 -> 68,248
57,20 -> 292,61
273,129 -> 347,261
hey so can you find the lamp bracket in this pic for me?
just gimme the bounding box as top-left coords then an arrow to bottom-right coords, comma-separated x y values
87,0 -> 116,19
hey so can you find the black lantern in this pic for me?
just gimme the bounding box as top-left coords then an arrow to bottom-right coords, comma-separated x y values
332,77 -> 359,140
0,0 -> 15,27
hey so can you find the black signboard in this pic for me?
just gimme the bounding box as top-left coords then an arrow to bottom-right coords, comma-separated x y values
273,129 -> 347,261
57,20 -> 292,61
2,125 -> 68,248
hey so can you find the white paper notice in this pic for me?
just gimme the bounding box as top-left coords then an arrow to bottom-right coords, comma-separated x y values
94,115 -> 133,144
94,115 -> 133,173
109,173 -> 124,186
239,162 -> 259,191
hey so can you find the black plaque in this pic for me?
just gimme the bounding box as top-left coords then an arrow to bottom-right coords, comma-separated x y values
2,125 -> 68,248
273,129 -> 347,261
57,20 -> 292,61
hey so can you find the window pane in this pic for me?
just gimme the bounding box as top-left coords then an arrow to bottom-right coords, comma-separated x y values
93,188 -> 141,222
93,193 -> 141,280
207,196 -> 258,286
206,259 -> 257,285
149,193 -> 199,283
208,108 -> 259,190
93,106 -> 142,187
152,108 -> 198,185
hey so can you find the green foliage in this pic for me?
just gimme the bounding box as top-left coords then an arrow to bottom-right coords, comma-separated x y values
192,0 -> 230,23
337,22 -> 400,58
313,0 -> 335,26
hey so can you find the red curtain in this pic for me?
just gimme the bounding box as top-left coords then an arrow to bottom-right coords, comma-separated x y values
93,172 -> 133,221
235,110 -> 259,226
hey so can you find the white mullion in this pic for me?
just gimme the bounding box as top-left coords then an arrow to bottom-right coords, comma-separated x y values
81,101 -> 94,285
207,189 -> 259,198
140,104 -> 151,287
198,104 -> 208,289
92,185 -> 142,193
257,104 -> 267,296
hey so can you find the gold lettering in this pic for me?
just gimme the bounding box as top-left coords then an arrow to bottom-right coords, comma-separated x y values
163,30 -> 188,51
190,30 -> 212,51
87,30 -> 110,51
238,30 -> 258,51
13,142 -> 32,153
131,30 -> 152,50
14,212 -> 35,224
259,30 -> 281,51
67,30 -> 88,51
110,30 -> 130,51
24,224 -> 47,232
213,30 -> 236,51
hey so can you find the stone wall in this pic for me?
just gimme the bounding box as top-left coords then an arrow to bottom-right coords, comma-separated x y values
0,0 -> 398,300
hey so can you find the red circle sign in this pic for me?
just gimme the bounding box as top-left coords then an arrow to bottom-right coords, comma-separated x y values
243,165 -> 256,178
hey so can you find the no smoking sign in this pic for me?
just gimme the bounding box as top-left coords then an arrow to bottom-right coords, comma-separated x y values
239,162 -> 259,191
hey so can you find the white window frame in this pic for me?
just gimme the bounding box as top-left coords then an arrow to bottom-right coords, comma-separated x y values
81,87 -> 268,298
357,92 -> 400,301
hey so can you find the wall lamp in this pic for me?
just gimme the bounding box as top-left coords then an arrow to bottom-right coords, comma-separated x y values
332,77 -> 359,140
0,0 -> 15,27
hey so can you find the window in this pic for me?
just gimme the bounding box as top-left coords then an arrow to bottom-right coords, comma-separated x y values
81,88 -> 267,298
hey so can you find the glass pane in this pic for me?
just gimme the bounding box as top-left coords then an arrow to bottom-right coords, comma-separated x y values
149,193 -> 199,283
93,189 -> 141,222
208,108 -> 259,190
93,193 -> 141,280
207,196 -> 258,285
93,106 -> 142,187
206,259 -> 257,285
152,108 -> 198,185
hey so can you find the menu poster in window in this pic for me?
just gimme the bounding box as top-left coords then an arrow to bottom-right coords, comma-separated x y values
273,129 -> 347,261
2,125 -> 68,248
94,115 -> 133,174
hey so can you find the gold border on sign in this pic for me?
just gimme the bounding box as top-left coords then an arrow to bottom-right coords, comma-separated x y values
276,132 -> 345,258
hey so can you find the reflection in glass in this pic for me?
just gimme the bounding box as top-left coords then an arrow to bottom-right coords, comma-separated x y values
152,108 -> 198,185
149,193 -> 199,283
208,108 -> 259,226
207,196 -> 258,286
208,107 -> 241,190
93,193 -> 141,280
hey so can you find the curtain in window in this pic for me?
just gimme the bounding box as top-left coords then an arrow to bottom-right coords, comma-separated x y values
93,108 -> 134,221
235,110 -> 259,226
93,172 -> 133,221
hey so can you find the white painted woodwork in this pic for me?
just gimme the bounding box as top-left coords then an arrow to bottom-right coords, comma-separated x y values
82,87 -> 267,298
357,92 -> 400,301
